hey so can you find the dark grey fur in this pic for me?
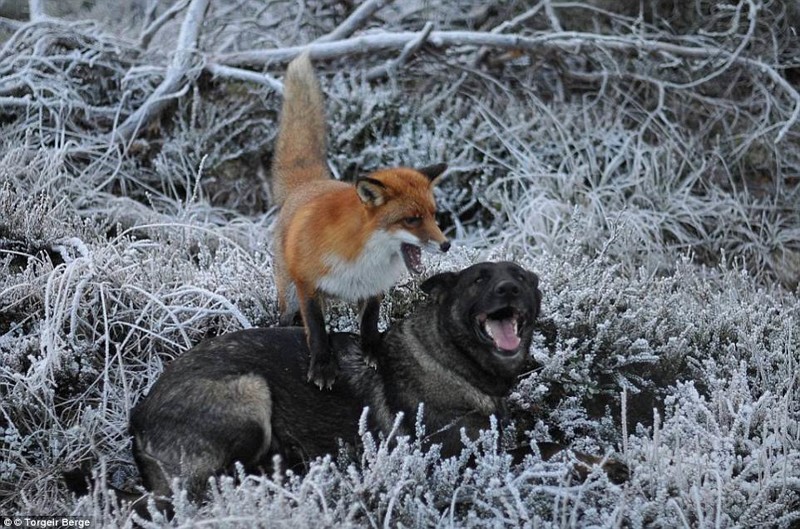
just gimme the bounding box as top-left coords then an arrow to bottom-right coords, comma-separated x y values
130,261 -> 542,501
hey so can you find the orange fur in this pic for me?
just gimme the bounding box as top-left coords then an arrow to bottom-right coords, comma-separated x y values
270,53 -> 449,386
284,168 -> 443,286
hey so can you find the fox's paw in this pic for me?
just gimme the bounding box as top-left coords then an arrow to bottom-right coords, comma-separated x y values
362,350 -> 378,369
307,359 -> 338,390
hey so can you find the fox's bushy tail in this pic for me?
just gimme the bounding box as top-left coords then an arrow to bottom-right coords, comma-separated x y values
271,52 -> 329,207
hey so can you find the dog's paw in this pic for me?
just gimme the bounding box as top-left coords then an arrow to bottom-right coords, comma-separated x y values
307,360 -> 338,390
572,454 -> 630,484
601,459 -> 630,484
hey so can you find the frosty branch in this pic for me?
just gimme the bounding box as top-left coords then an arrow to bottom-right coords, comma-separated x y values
110,0 -> 209,146
211,26 -> 800,143
139,0 -> 190,49
28,0 -> 45,20
313,0 -> 396,44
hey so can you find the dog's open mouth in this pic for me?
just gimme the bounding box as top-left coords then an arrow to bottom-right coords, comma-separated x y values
477,307 -> 524,353
401,243 -> 423,274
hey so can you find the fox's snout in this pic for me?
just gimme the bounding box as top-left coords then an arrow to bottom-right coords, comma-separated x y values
419,226 -> 449,253
421,220 -> 450,253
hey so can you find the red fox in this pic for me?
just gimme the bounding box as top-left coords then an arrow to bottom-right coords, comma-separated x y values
272,53 -> 450,389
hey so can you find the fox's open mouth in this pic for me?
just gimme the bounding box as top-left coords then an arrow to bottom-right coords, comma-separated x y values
401,243 -> 423,274
476,307 -> 525,353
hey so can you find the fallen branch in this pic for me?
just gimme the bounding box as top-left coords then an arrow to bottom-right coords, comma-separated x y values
0,16 -> 23,31
313,0 -> 395,44
110,0 -> 209,146
206,63 -> 283,93
214,30 -> 739,65
214,28 -> 800,143
365,21 -> 433,81
29,0 -> 45,21
542,0 -> 563,32
139,0 -> 190,50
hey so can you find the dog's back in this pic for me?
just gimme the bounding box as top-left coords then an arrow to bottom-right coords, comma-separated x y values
130,328 -> 370,499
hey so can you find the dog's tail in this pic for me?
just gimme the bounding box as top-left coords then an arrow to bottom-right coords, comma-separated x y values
271,51 -> 330,207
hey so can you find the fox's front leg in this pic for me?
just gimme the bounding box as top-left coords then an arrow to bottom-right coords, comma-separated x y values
298,289 -> 337,389
359,295 -> 382,368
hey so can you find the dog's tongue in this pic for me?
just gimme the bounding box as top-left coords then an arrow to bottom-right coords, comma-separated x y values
486,318 -> 520,351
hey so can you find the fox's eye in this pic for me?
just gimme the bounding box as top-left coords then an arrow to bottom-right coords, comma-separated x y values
403,216 -> 422,227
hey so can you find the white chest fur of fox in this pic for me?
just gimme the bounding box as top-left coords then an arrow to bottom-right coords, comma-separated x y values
317,229 -> 411,302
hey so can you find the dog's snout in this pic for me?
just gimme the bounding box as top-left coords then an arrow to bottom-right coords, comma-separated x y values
494,280 -> 520,297
440,240 -> 451,252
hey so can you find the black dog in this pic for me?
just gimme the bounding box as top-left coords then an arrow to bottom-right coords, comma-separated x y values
126,261 -> 623,512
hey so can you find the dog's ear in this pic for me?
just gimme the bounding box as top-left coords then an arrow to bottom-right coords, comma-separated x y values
525,270 -> 540,290
420,271 -> 459,302
416,163 -> 447,185
526,270 -> 542,319
356,177 -> 387,206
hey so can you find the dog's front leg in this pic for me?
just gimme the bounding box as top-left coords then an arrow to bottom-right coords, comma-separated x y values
359,295 -> 382,367
299,291 -> 337,389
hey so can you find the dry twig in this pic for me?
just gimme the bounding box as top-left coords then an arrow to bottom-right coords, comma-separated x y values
139,0 -> 190,50
365,21 -> 433,81
313,0 -> 395,44
28,0 -> 45,21
111,0 -> 209,146
206,63 -> 283,93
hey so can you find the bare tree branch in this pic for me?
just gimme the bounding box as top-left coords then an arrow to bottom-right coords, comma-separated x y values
0,95 -> 32,106
28,0 -> 45,21
313,0 -> 395,44
542,0 -> 563,32
214,28 -> 800,143
139,0 -> 190,50
206,63 -> 283,93
365,21 -> 433,81
214,30 -> 732,65
0,16 -> 23,31
111,0 -> 209,146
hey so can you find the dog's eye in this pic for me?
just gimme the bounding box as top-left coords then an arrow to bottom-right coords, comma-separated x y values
403,216 -> 422,227
475,273 -> 487,284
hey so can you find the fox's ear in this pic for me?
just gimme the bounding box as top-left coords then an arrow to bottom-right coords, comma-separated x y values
356,178 -> 387,206
417,163 -> 448,185
420,271 -> 458,303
